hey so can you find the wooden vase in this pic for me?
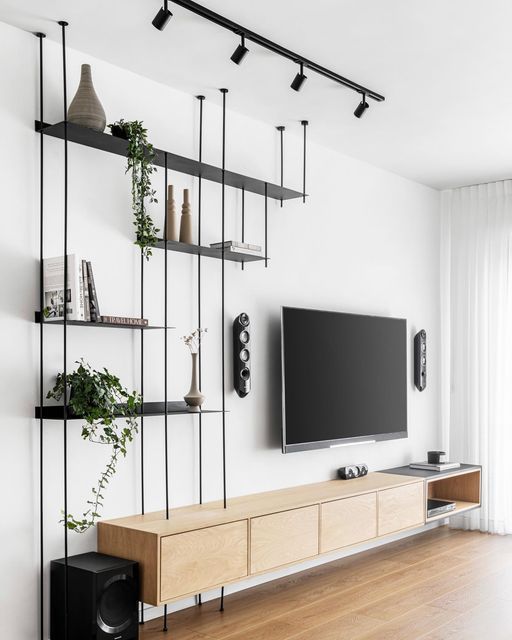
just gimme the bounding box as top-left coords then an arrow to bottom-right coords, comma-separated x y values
68,64 -> 106,132
179,189 -> 193,244
165,185 -> 179,241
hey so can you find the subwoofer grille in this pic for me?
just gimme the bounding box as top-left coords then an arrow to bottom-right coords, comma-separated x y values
97,575 -> 136,634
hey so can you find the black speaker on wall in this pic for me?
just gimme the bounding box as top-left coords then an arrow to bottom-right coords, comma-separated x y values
233,312 -> 251,397
50,552 -> 139,640
414,330 -> 427,391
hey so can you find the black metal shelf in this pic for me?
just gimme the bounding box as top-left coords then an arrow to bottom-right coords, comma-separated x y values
34,311 -> 169,330
155,239 -> 265,263
35,401 -> 223,420
36,121 -> 304,202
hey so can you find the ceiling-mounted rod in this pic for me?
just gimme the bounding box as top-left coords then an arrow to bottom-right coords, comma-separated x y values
169,0 -> 385,102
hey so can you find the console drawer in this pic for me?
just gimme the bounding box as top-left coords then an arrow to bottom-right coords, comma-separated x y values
250,505 -> 319,573
320,492 -> 377,553
378,482 -> 424,535
160,521 -> 248,601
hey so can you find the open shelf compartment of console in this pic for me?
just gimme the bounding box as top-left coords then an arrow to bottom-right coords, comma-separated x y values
426,468 -> 482,522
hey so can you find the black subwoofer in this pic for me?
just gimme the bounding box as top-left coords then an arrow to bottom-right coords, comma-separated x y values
50,552 -> 139,640
233,312 -> 251,397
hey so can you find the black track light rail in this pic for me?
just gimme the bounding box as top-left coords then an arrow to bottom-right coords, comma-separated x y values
170,0 -> 385,102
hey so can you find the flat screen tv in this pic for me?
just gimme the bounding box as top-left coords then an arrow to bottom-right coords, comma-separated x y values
281,306 -> 408,453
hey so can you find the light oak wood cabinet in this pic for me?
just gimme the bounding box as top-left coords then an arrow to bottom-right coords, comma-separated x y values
98,469 -> 479,606
250,505 -> 319,573
320,492 -> 377,553
378,482 -> 424,536
160,521 -> 248,601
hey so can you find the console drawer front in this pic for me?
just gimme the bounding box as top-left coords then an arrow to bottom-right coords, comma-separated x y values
160,521 -> 248,601
378,482 -> 424,536
250,505 -> 319,574
320,492 -> 377,553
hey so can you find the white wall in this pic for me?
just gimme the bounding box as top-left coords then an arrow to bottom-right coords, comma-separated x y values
0,19 -> 441,638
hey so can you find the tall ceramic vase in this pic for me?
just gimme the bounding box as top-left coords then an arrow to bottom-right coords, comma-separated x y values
68,64 -> 106,132
184,353 -> 204,411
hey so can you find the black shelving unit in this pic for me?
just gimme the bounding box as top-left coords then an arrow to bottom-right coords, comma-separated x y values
34,311 -> 168,329
35,23 -> 305,640
36,121 -> 304,201
155,239 -> 266,263
35,401 -> 223,420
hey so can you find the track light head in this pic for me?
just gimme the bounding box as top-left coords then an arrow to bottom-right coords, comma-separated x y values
152,0 -> 173,30
231,34 -> 249,65
354,93 -> 369,118
291,62 -> 307,92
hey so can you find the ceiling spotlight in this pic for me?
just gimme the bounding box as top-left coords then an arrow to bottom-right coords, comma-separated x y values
291,62 -> 307,92
354,93 -> 369,118
152,0 -> 173,30
231,34 -> 249,65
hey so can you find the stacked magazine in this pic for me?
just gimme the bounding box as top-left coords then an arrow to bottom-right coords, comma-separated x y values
42,255 -> 148,326
210,240 -> 262,257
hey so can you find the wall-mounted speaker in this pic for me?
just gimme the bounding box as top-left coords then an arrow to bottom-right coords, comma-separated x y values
414,330 -> 427,391
50,552 -> 139,640
233,313 -> 251,397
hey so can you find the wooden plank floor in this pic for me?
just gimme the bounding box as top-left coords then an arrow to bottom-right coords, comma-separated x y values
140,527 -> 512,640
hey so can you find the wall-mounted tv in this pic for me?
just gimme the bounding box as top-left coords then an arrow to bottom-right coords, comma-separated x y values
281,306 -> 408,453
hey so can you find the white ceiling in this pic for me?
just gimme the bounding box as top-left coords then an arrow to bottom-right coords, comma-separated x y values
2,0 -> 512,190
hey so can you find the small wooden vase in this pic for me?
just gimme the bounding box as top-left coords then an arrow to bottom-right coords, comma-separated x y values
184,353 -> 204,412
179,189 -> 193,244
68,64 -> 106,132
165,185 -> 179,241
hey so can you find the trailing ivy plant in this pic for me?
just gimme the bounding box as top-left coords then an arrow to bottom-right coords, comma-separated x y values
109,119 -> 159,259
47,359 -> 142,533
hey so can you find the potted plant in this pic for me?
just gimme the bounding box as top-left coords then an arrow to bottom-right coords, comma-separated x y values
47,359 -> 142,532
108,119 -> 159,259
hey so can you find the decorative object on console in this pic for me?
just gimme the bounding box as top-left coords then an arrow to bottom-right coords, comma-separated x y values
181,328 -> 207,411
409,461 -> 460,472
337,463 -> 369,480
414,329 -> 427,391
50,552 -> 139,640
108,119 -> 159,259
427,498 -> 456,518
179,188 -> 193,244
67,64 -> 106,132
46,360 -> 141,532
428,450 -> 445,464
233,313 -> 251,397
165,184 -> 179,241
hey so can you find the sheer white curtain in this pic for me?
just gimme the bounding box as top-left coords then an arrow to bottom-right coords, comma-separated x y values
441,180 -> 512,534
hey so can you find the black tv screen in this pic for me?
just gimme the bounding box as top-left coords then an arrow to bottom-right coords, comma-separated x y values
281,307 -> 408,453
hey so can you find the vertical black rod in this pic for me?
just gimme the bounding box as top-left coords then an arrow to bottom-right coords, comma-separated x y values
162,153 -> 169,634
220,88 -> 228,510
164,151 -> 169,519
276,126 -> 285,208
36,31 -> 46,640
264,183 -> 268,268
58,19 -> 69,640
219,586 -> 225,612
241,187 -> 245,271
139,251 -> 145,626
301,120 -> 308,204
196,95 -> 205,506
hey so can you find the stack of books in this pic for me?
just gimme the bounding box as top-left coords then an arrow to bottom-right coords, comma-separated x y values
42,255 -> 148,326
210,240 -> 262,257
409,461 -> 461,472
